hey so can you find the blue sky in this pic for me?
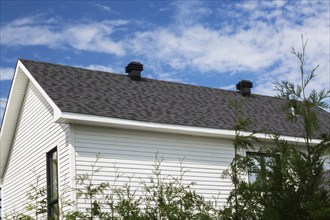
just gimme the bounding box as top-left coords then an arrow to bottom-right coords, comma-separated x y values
1,0 -> 329,122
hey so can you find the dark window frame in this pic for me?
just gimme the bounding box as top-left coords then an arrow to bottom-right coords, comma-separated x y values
0,187 -> 2,220
47,147 -> 59,219
246,152 -> 271,183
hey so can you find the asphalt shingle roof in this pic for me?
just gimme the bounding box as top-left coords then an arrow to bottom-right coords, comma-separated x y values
20,59 -> 330,138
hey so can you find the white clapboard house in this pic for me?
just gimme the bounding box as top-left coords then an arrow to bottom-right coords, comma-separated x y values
1,59 -> 329,218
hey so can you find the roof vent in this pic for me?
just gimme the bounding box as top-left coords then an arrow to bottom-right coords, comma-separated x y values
236,80 -> 253,97
125,61 -> 143,80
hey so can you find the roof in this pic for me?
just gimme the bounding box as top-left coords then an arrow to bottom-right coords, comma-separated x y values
18,59 -> 330,138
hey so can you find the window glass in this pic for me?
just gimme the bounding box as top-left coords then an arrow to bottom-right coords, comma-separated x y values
0,187 -> 2,220
52,152 -> 58,200
247,152 -> 272,183
248,172 -> 259,183
47,148 -> 59,219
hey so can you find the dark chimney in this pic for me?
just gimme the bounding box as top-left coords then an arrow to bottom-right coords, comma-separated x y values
125,61 -> 143,80
236,80 -> 253,97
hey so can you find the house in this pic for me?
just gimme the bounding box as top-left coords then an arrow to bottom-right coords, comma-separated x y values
1,59 -> 329,218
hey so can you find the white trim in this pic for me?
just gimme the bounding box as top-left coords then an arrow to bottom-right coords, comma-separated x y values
0,61 -> 62,179
0,64 -> 28,180
68,124 -> 76,208
56,112 -> 321,145
17,60 -> 62,118
46,141 -> 60,154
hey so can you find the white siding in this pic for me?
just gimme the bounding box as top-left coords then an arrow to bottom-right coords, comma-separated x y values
2,82 -> 70,218
74,125 -> 235,209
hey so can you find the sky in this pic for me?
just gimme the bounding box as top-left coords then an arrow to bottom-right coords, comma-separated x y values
0,0 -> 329,123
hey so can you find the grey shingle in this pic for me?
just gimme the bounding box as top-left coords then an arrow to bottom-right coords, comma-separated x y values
20,59 -> 330,138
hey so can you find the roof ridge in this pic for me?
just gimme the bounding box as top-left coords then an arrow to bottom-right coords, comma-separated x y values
18,58 -> 286,102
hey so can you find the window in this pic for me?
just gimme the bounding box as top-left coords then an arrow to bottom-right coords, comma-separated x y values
47,147 -> 59,219
247,152 -> 273,183
0,187 -> 2,220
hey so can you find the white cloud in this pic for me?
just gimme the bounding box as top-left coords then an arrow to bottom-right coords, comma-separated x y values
10,15 -> 41,26
8,14 -> 58,26
0,15 -> 129,56
260,0 -> 287,9
146,71 -> 189,84
220,84 -> 236,91
0,97 -> 7,124
0,98 -> 6,108
131,25 -> 277,73
236,1 -> 258,10
94,3 -> 120,15
0,1 -> 328,100
95,3 -> 112,12
0,67 -> 15,81
65,21 -> 126,55
171,1 -> 213,26
82,64 -> 115,73
1,25 -> 63,48
75,62 -> 127,75
130,1 -> 329,98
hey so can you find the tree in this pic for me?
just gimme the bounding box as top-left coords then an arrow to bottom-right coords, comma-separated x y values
220,99 -> 261,220
222,35 -> 330,219
273,35 -> 330,219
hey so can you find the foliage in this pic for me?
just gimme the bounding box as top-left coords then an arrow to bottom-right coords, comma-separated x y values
9,153 -> 219,219
3,171 -> 47,220
141,154 -> 216,220
221,99 -> 261,220
222,134 -> 329,219
65,154 -> 108,220
57,175 -> 75,220
272,36 -> 330,218
26,171 -> 48,219
260,135 -> 330,220
221,35 -> 330,220
113,176 -> 142,220
274,35 -> 330,145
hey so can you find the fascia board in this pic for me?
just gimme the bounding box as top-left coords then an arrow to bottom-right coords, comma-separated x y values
17,60 -> 62,118
0,60 -> 62,180
56,112 -> 321,145
0,62 -> 27,180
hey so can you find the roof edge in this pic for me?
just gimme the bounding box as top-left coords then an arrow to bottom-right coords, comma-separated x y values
0,60 -> 62,180
18,60 -> 62,115
0,61 -> 28,180
56,112 -> 321,145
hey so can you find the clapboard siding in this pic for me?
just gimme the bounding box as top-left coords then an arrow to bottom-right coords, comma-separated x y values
74,125 -> 235,209
2,82 -> 70,217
